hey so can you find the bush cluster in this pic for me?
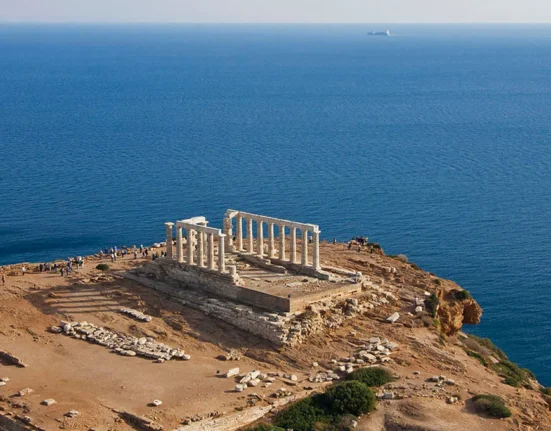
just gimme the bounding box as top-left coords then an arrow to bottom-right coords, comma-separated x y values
424,293 -> 440,317
453,289 -> 471,300
273,382 -> 376,431
95,263 -> 110,271
346,367 -> 395,387
471,394 -> 512,418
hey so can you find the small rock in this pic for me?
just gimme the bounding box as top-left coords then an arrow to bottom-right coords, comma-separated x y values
235,384 -> 245,392
65,410 -> 80,418
290,375 -> 298,382
18,388 -> 34,396
1,377 -> 9,382
41,399 -> 57,406
150,400 -> 162,407
387,312 -> 400,323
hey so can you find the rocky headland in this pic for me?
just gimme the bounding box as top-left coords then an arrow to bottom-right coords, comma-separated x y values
0,238 -> 549,431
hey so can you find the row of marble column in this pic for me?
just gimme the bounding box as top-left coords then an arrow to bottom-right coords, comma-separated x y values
165,222 -> 225,273
231,216 -> 320,270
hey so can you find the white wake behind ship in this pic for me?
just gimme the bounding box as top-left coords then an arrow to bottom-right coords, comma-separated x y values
368,30 -> 391,36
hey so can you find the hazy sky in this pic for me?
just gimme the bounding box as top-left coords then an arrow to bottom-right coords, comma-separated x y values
0,0 -> 549,23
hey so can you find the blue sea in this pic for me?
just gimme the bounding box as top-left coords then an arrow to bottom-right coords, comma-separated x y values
1,24 -> 550,384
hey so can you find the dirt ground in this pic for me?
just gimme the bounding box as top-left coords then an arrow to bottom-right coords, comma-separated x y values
1,243 -> 550,430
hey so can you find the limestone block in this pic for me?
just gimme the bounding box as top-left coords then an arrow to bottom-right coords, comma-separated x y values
225,368 -> 240,378
387,312 -> 400,323
18,388 -> 33,396
41,399 -> 57,406
235,384 -> 245,392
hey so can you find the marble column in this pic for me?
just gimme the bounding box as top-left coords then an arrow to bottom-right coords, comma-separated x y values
279,225 -> 286,260
224,217 -> 233,249
218,235 -> 226,273
247,218 -> 254,253
312,230 -> 321,270
207,233 -> 215,270
176,226 -> 184,263
236,215 -> 243,251
268,223 -> 275,258
165,222 -> 174,259
197,230 -> 205,267
257,220 -> 264,257
290,227 -> 297,263
187,229 -> 194,265
301,229 -> 309,266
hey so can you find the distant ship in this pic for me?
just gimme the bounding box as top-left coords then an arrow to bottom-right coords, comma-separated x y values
368,30 -> 391,36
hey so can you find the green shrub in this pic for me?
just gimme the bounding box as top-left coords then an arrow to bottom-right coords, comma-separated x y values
95,263 -> 110,271
325,381 -> 376,416
492,360 -> 534,388
346,367 -> 395,387
433,278 -> 441,285
410,263 -> 420,270
424,293 -> 440,317
453,289 -> 470,300
245,425 -> 284,431
467,350 -> 488,367
471,394 -> 512,418
466,335 -> 508,361
541,387 -> 551,396
273,396 -> 326,431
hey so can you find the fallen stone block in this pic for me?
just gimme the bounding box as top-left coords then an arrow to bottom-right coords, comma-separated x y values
0,351 -> 28,368
118,411 -> 164,431
41,399 -> 57,406
18,388 -> 33,396
150,400 -> 162,407
386,312 -> 400,323
64,410 -> 80,418
225,367 -> 240,378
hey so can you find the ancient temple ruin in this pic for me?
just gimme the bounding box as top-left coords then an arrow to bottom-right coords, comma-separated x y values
129,210 -> 364,344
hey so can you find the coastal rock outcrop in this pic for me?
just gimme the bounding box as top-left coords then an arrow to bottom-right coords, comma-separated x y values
437,290 -> 482,336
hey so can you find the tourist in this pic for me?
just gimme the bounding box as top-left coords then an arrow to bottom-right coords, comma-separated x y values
60,268 -> 64,277
333,238 -> 337,245
1,273 -> 5,286
39,263 -> 43,272
133,250 -> 138,259
110,253 -> 115,262
347,242 -> 351,250
21,266 -> 26,276
357,245 -> 361,252
99,250 -> 103,260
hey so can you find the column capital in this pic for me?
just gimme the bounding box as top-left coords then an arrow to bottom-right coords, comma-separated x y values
165,222 -> 174,227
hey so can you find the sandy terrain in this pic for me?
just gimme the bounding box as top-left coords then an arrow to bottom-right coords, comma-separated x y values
1,243 -> 550,430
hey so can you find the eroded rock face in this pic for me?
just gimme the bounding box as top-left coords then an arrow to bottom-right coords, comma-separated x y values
437,291 -> 482,336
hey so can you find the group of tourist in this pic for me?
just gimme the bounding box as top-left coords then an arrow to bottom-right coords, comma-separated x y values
99,244 -> 152,261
